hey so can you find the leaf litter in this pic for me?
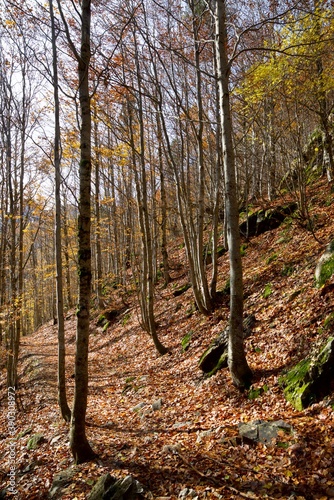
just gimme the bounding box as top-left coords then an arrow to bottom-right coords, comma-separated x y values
1,179 -> 334,499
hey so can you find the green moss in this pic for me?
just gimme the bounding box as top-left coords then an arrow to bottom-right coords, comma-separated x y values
317,256 -> 334,287
324,313 -> 334,330
205,352 -> 228,377
316,337 -> 334,366
102,321 -> 110,332
263,283 -> 273,299
222,278 -> 230,295
121,313 -> 131,326
281,263 -> 295,276
266,253 -> 278,265
27,433 -> 45,450
97,314 -> 106,325
240,244 -> 247,257
181,331 -> 193,352
279,358 -> 312,411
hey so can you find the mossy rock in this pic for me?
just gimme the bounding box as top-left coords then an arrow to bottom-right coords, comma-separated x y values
88,474 -> 144,500
239,202 -> 298,238
199,315 -> 256,376
173,283 -> 191,297
280,337 -> 334,410
315,241 -> 334,287
27,433 -> 46,450
181,331 -> 192,352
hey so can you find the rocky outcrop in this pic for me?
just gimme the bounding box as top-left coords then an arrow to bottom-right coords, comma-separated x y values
199,314 -> 256,376
280,337 -> 334,410
239,202 -> 298,239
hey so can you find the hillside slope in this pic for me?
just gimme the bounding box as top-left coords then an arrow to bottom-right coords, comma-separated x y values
1,180 -> 334,499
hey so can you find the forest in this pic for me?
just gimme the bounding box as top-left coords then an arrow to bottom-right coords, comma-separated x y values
0,0 -> 334,498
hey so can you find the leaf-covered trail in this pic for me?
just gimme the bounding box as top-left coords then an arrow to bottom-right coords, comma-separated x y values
1,180 -> 334,499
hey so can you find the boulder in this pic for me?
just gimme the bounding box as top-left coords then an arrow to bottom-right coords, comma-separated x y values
173,283 -> 191,297
239,202 -> 297,239
280,337 -> 334,410
315,240 -> 334,287
49,468 -> 76,498
27,433 -> 46,450
238,420 -> 293,446
199,314 -> 256,376
88,474 -> 144,500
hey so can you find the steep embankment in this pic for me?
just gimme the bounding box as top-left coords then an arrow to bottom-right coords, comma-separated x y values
1,179 -> 334,499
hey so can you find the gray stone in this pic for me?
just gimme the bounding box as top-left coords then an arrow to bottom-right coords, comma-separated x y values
104,475 -> 144,500
238,420 -> 293,445
172,421 -> 192,429
88,474 -> 115,500
152,399 -> 162,411
27,433 -> 46,450
49,468 -> 76,498
88,474 -> 144,500
132,402 -> 146,412
178,488 -> 198,499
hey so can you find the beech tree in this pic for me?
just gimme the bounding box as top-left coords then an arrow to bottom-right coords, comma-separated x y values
56,0 -> 96,463
48,0 -> 71,423
211,0 -> 253,388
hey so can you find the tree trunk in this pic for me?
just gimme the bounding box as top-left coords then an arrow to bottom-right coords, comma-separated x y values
49,0 -> 71,423
213,0 -> 252,389
93,105 -> 104,308
62,0 -> 96,463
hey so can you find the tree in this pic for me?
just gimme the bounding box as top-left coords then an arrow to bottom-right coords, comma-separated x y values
48,0 -> 71,423
212,0 -> 253,389
56,0 -> 97,463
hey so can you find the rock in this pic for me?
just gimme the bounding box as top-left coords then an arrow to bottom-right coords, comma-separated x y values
172,421 -> 192,429
280,337 -> 334,410
87,474 -> 115,500
173,283 -> 191,297
199,314 -> 256,376
132,402 -> 146,412
88,474 -> 144,500
152,399 -> 162,411
315,240 -> 334,287
181,332 -> 192,352
178,488 -> 198,499
27,433 -> 46,450
239,203 -> 298,239
204,246 -> 226,265
104,475 -> 144,500
196,430 -> 213,443
49,468 -> 76,498
238,420 -> 293,445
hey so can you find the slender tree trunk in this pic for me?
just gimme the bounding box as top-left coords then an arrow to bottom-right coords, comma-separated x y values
210,50 -> 222,299
190,1 -> 212,312
49,0 -> 71,423
156,107 -> 171,286
67,0 -> 96,463
127,26 -> 168,355
213,0 -> 252,389
62,197 -> 73,310
93,106 -> 104,308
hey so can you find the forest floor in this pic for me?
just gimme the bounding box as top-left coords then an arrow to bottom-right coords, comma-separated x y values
1,179 -> 334,499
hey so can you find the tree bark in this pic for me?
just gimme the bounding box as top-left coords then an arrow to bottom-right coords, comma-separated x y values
62,0 -> 96,463
213,0 -> 252,389
49,0 -> 71,423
